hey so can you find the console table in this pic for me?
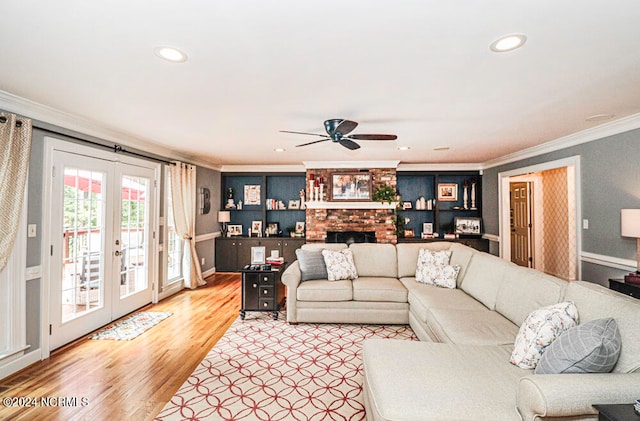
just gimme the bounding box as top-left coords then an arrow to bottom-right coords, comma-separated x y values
608,279 -> 640,299
240,265 -> 286,320
592,403 -> 638,420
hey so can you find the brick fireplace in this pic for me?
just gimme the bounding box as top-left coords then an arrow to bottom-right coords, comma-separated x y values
304,167 -> 398,244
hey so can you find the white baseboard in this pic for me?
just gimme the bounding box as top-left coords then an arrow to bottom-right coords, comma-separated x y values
202,267 -> 216,278
0,349 -> 41,381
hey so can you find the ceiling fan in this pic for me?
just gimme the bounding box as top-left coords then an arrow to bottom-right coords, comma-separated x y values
280,119 -> 397,150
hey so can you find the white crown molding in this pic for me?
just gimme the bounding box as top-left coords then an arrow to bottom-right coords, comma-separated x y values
0,89 -> 222,171
303,160 -> 400,169
220,164 -> 306,173
482,112 -> 640,169
398,163 -> 482,172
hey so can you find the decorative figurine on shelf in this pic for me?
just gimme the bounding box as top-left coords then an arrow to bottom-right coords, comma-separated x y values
237,200 -> 242,210
463,180 -> 469,210
470,178 -> 477,210
309,174 -> 316,202
300,189 -> 306,209
225,187 -> 235,209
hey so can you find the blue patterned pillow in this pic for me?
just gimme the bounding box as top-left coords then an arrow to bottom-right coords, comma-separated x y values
535,318 -> 621,374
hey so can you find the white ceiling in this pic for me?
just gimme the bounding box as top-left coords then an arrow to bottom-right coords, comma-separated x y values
1,1 -> 640,167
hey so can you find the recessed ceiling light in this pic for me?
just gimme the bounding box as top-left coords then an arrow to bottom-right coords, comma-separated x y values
433,146 -> 450,151
274,148 -> 286,152
585,113 -> 614,122
490,34 -> 527,53
154,46 -> 188,63
398,146 -> 410,151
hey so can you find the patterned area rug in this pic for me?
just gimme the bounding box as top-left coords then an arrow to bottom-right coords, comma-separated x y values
156,312 -> 417,421
89,311 -> 172,340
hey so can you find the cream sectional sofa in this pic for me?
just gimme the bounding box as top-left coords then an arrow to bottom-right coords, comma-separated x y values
281,241 -> 640,420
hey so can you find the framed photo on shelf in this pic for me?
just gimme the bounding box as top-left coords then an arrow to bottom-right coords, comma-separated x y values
266,222 -> 279,236
228,224 -> 242,236
330,172 -> 372,201
404,228 -> 415,238
244,185 -> 261,205
454,217 -> 482,235
403,202 -> 412,210
438,183 -> 458,201
250,246 -> 266,264
251,220 -> 263,235
288,200 -> 300,209
422,222 -> 433,235
295,221 -> 305,233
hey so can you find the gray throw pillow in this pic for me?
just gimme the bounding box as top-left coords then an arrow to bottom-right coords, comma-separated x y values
535,318 -> 621,374
295,249 -> 328,281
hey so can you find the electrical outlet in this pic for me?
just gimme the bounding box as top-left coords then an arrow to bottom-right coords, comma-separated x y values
201,257 -> 205,265
28,224 -> 37,237
582,219 -> 589,230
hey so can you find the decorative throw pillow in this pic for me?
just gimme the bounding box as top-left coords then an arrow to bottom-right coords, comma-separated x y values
295,249 -> 328,281
415,249 -> 459,288
510,301 -> 579,369
535,318 -> 621,374
416,264 -> 461,289
322,249 -> 358,281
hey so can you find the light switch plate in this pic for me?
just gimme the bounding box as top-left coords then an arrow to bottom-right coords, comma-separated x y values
28,224 -> 37,237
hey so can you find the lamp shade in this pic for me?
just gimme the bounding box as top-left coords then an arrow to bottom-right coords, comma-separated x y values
621,209 -> 640,238
218,210 -> 231,223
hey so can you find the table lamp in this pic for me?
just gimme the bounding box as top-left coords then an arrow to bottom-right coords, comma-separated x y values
621,209 -> 640,282
218,210 -> 231,237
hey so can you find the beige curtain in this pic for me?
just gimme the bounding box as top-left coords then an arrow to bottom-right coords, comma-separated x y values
0,113 -> 32,272
169,162 -> 205,289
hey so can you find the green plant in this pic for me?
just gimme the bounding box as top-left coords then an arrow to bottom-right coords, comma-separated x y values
286,225 -> 296,233
373,185 -> 396,203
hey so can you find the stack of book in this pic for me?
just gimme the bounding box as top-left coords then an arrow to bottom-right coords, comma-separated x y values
266,256 -> 285,266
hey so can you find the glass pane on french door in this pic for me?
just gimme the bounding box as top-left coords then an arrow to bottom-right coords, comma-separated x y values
120,174 -> 150,298
62,167 -> 106,321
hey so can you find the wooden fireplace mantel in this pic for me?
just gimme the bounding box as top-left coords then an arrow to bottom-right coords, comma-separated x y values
305,201 -> 398,210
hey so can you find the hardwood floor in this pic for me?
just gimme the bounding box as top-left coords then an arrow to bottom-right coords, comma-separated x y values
0,273 -> 241,421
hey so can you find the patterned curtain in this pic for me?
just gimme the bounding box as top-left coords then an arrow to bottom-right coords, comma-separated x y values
169,162 -> 205,289
0,113 -> 32,272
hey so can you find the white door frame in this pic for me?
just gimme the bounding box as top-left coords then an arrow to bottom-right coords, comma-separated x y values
498,155 -> 582,280
41,137 -> 160,358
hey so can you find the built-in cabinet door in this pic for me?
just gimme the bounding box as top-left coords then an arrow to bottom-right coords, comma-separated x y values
215,238 -> 238,271
237,238 -> 260,267
282,238 -> 305,265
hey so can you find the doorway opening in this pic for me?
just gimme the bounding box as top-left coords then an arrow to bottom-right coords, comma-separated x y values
499,156 -> 581,281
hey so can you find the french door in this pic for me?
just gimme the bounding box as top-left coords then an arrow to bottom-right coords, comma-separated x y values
48,148 -> 157,350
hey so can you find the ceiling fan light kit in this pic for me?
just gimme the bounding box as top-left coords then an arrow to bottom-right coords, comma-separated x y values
281,119 -> 397,150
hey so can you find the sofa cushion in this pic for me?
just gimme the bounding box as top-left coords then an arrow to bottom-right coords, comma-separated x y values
535,318 -> 621,374
352,277 -> 408,302
295,249 -> 328,281
363,340 -> 526,421
349,243 -> 398,278
448,243 -> 475,284
510,301 -> 578,369
564,281 -> 640,373
460,252 -> 512,310
396,242 -> 453,278
495,265 -> 568,326
296,280 -> 352,301
402,278 -> 486,323
322,249 -> 358,281
301,243 -> 347,251
427,308 -> 519,345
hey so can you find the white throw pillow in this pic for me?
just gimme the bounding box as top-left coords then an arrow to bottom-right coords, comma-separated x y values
416,264 -> 460,288
510,301 -> 579,369
322,249 -> 358,281
415,249 -> 459,288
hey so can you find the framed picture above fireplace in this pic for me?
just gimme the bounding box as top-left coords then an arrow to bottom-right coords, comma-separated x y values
330,172 -> 372,201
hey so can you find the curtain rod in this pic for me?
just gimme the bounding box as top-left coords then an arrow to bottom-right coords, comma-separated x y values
32,122 -> 175,165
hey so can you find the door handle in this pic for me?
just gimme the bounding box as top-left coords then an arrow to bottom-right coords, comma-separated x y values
115,250 -> 122,256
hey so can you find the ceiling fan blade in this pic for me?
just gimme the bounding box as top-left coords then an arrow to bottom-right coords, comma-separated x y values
295,138 -> 330,147
280,130 -> 327,137
339,139 -> 361,150
347,134 -> 398,141
333,119 -> 358,136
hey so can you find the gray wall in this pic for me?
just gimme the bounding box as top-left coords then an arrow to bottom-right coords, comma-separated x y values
482,128 -> 640,284
195,166 -> 222,273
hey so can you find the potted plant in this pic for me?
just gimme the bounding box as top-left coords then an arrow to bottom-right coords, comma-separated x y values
373,185 -> 397,203
286,225 -> 296,237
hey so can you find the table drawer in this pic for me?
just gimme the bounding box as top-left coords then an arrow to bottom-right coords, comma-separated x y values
259,273 -> 275,285
259,298 -> 274,310
260,286 -> 274,298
